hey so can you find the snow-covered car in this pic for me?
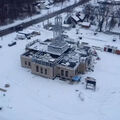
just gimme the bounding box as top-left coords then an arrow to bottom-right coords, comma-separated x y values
15,34 -> 26,40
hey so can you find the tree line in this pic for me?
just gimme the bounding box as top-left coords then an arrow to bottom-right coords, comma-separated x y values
83,3 -> 120,32
0,0 -> 37,25
0,0 -> 68,26
0,0 -> 67,26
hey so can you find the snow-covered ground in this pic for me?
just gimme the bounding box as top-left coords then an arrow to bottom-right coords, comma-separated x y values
0,12 -> 120,120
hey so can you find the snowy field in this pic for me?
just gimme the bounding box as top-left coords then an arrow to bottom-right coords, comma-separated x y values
0,13 -> 120,120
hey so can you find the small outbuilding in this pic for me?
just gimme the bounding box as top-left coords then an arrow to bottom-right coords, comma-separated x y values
104,45 -> 117,53
85,77 -> 96,91
64,16 -> 77,27
76,12 -> 86,22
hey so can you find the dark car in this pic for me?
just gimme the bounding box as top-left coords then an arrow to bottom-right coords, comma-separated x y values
15,25 -> 23,32
8,42 -> 16,47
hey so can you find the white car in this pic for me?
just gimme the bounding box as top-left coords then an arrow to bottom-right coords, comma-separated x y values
15,34 -> 26,40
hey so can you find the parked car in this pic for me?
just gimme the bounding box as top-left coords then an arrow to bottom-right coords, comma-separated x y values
15,34 -> 26,40
0,45 -> 2,48
8,42 -> 16,47
113,38 -> 117,42
31,31 -> 41,36
15,25 -> 23,32
25,34 -> 31,39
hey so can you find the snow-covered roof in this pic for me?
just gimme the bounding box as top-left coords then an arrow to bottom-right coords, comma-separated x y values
33,52 -> 57,64
72,15 -> 80,22
79,22 -> 91,27
59,51 -> 81,69
79,13 -> 85,20
28,41 -> 48,52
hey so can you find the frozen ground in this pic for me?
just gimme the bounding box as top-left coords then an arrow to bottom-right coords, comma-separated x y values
0,13 -> 120,120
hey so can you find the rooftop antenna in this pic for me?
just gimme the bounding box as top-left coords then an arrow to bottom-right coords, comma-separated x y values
53,15 -> 63,41
48,15 -> 69,56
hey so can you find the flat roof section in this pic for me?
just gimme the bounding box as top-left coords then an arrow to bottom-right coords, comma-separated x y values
59,51 -> 80,69
32,51 -> 61,67
22,50 -> 38,58
28,41 -> 48,52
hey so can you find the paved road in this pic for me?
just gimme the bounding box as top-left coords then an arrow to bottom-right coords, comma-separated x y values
104,31 -> 120,35
0,0 -> 90,37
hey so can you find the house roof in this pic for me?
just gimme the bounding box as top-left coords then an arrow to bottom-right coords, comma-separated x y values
79,22 -> 91,27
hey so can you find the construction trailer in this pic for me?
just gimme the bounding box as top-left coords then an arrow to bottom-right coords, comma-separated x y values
85,77 -> 96,91
104,45 -> 120,55
104,45 -> 117,53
